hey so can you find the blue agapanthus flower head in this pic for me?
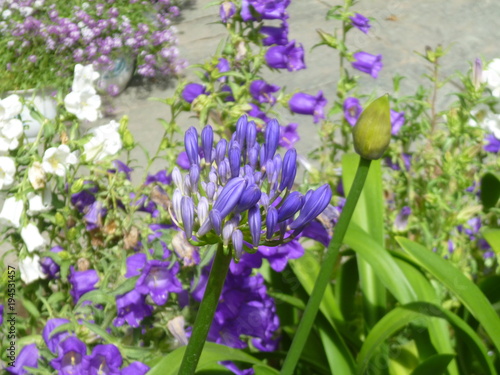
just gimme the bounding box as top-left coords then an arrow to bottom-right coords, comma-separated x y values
172,115 -> 332,260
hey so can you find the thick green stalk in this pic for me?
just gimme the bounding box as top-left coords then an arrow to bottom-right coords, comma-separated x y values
281,157 -> 372,375
178,243 -> 232,375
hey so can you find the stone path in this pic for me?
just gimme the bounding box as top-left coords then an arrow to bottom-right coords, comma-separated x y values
107,0 -> 500,178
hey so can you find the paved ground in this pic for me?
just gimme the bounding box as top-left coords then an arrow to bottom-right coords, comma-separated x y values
105,0 -> 500,179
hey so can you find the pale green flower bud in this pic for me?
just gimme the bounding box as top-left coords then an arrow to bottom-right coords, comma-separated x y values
352,94 -> 391,160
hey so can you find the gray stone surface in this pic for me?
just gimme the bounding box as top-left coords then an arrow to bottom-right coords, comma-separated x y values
106,0 -> 500,177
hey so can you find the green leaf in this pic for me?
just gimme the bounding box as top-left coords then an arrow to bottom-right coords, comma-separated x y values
357,302 -> 496,375
344,224 -> 417,304
289,252 -> 343,325
480,173 -> 500,210
79,320 -> 117,344
22,298 -> 40,319
394,257 -> 458,375
396,237 -> 500,354
410,354 -> 456,375
483,228 -> 500,255
147,342 -> 276,375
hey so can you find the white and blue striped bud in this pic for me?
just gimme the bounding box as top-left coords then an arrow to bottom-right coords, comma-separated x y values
172,188 -> 183,223
181,196 -> 194,239
197,197 -> 209,226
232,229 -> 244,259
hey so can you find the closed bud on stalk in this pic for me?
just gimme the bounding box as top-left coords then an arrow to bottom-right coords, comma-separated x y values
215,139 -> 227,165
279,149 -> 297,192
290,184 -> 332,232
473,58 -> 483,90
184,127 -> 199,165
197,197 -> 209,225
278,191 -> 304,222
213,177 -> 247,218
266,206 -> 278,240
235,184 -> 262,213
209,209 -> 222,235
201,125 -> 214,163
352,94 -> 391,160
246,121 -> 257,149
248,205 -> 261,247
181,196 -> 194,239
248,146 -> 259,169
265,119 -> 280,162
229,145 -> 241,178
235,115 -> 248,146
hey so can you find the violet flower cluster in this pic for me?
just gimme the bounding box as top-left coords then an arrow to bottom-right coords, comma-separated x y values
7,318 -> 149,375
0,0 -> 186,91
172,115 -> 332,259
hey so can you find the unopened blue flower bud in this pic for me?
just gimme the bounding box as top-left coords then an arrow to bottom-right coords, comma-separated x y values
216,139 -> 227,165
189,164 -> 200,192
218,160 -> 228,184
265,119 -> 280,162
278,191 -> 304,222
201,125 -> 214,164
273,153 -> 282,180
254,171 -> 262,185
279,148 -> 297,192
183,174 -> 192,195
259,145 -> 267,168
266,206 -> 278,240
248,145 -> 259,169
235,184 -> 262,213
213,177 -> 247,218
236,115 -> 248,146
209,209 -> 222,235
266,159 -> 275,183
232,229 -> 244,259
352,94 -> 391,160
184,127 -> 199,165
290,184 -> 332,232
246,120 -> 257,150
181,196 -> 194,239
206,182 -> 216,201
248,205 -> 261,247
229,145 -> 241,178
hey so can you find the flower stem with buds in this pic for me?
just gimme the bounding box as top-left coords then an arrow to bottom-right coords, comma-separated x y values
280,157 -> 372,374
178,243 -> 232,375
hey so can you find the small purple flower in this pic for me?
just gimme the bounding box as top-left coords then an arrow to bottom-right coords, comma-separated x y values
40,245 -> 63,279
50,337 -> 87,374
261,22 -> 288,46
289,91 -> 327,123
247,103 -> 270,124
176,151 -> 191,170
7,343 -> 39,375
350,13 -> 371,34
43,318 -> 71,354
394,206 -> 411,231
484,134 -> 500,153
265,40 -> 305,72
390,110 -> 405,135
182,83 -> 208,103
352,52 -> 383,78
220,2 -> 236,23
114,290 -> 153,328
343,97 -> 362,126
279,123 -> 300,149
250,80 -> 280,104
82,344 -> 122,375
83,201 -> 106,231
68,266 -> 99,303
110,160 -> 133,180
122,362 -> 150,375
244,0 -> 290,20
259,239 -> 304,272
145,170 -> 172,185
125,253 -> 147,278
135,260 -> 183,305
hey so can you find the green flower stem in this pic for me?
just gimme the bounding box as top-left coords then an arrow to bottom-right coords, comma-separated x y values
178,243 -> 232,375
281,157 -> 372,375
